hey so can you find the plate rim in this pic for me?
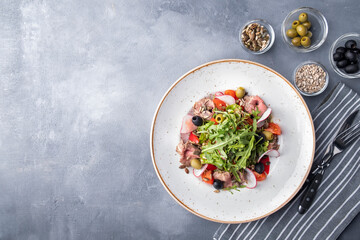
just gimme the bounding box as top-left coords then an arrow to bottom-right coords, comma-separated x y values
150,59 -> 315,223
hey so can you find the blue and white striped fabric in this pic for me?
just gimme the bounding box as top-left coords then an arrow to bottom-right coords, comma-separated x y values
213,83 -> 360,240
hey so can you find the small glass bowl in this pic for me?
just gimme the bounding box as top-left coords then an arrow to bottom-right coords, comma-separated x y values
293,61 -> 329,96
239,19 -> 275,55
281,7 -> 328,53
329,33 -> 360,79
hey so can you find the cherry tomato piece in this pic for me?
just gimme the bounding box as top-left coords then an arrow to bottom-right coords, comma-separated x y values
213,98 -> 226,111
264,122 -> 281,135
210,118 -> 218,125
201,170 -> 214,184
253,171 -> 267,181
224,90 -> 238,100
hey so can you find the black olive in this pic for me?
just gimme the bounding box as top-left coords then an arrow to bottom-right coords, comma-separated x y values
336,59 -> 349,68
345,40 -> 357,49
345,51 -> 357,62
344,64 -> 359,74
192,116 -> 203,126
213,179 -> 224,190
255,133 -> 266,144
255,162 -> 265,174
336,47 -> 347,54
351,48 -> 360,55
333,52 -> 344,61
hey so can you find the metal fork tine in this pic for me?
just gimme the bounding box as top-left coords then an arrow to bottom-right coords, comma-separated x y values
337,122 -> 360,140
344,127 -> 360,146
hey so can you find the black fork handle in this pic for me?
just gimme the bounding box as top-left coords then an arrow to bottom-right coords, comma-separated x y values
301,151 -> 332,191
298,170 -> 324,214
291,151 -> 334,204
290,167 -> 319,204
302,168 -> 317,190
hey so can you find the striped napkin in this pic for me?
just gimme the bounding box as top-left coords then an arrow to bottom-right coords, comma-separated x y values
213,83 -> 360,240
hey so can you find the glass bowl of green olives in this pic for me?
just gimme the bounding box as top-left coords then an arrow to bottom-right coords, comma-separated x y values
329,33 -> 360,79
281,7 -> 328,53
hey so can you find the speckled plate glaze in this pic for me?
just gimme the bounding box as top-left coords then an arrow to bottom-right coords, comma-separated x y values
150,59 -> 315,223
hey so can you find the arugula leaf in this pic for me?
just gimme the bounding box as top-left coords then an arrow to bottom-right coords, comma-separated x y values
199,133 -> 209,144
251,108 -> 261,120
235,136 -> 255,170
197,105 -> 270,189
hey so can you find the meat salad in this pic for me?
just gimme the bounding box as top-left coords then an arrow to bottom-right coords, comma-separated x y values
176,87 -> 281,191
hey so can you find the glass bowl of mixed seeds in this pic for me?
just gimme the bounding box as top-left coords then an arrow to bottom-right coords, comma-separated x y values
293,61 -> 329,96
239,19 -> 275,54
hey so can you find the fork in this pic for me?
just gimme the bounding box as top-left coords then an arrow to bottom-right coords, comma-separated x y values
298,121 -> 360,214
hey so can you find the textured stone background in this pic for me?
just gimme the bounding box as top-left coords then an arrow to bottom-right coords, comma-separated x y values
0,0 -> 359,239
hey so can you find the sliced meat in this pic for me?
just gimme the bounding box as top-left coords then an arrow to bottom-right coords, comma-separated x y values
263,120 -> 269,129
243,95 -> 267,116
230,170 -> 246,185
213,171 -> 233,188
180,133 -> 190,142
176,140 -> 201,167
184,144 -> 200,159
193,98 -> 215,120
238,170 -> 246,184
180,115 -> 197,134
176,140 -> 186,155
268,135 -> 280,150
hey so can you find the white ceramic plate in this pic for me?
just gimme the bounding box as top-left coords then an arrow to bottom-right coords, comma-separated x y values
150,59 -> 315,223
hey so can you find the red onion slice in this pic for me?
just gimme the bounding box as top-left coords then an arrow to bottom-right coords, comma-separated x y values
193,164 -> 208,177
214,91 -> 224,97
244,168 -> 257,189
215,95 -> 236,105
257,107 -> 272,128
257,149 -> 280,163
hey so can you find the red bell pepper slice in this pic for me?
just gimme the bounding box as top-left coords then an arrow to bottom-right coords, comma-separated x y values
189,132 -> 199,144
260,156 -> 270,175
206,164 -> 217,170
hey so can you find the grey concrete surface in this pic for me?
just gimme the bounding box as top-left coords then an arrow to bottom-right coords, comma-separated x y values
0,0 -> 359,239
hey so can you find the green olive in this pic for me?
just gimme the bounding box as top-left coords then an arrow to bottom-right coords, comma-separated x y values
298,12 -> 308,23
235,87 -> 246,99
302,21 -> 312,29
262,131 -> 273,141
190,158 -> 202,169
215,114 -> 224,123
306,31 -> 312,38
286,28 -> 298,38
301,36 -> 311,48
291,37 -> 301,47
296,24 -> 308,37
292,20 -> 301,29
